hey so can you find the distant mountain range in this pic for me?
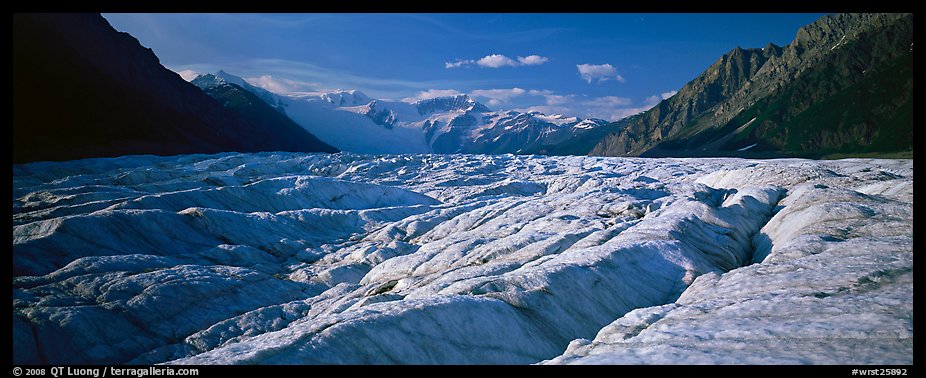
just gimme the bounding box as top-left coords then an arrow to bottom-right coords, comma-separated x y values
13,13 -> 335,163
13,13 -> 912,162
586,13 -> 913,159
191,71 -> 610,155
192,13 -> 910,159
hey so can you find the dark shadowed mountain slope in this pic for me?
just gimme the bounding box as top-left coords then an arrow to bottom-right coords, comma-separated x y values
589,13 -> 912,159
191,74 -> 337,153
13,13 -> 336,163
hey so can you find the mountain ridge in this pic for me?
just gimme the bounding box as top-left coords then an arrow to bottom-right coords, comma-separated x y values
13,13 -> 336,163
588,13 -> 913,158
191,74 -> 338,153
197,71 -> 611,155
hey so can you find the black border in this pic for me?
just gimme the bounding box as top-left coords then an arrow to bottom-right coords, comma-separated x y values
9,2 -> 917,374
8,0 -> 918,14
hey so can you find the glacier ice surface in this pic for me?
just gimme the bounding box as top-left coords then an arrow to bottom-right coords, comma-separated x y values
12,153 -> 912,364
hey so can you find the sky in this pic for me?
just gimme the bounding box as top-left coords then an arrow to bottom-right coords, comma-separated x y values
104,13 -> 826,121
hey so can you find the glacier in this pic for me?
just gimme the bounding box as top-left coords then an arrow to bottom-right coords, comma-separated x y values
12,152 -> 912,364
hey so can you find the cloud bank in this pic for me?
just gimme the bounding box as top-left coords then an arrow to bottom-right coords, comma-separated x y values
403,89 -> 464,102
470,87 -> 527,106
401,87 -> 679,122
447,54 -> 550,69
175,69 -> 201,82
244,75 -> 319,95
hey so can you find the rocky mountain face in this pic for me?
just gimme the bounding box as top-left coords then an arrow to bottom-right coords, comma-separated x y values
13,13 -> 336,163
589,13 -> 913,158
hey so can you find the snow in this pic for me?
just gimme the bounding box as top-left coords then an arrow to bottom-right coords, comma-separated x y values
246,83 -> 602,154
546,159 -> 913,365
534,113 -> 578,126
571,119 -> 605,130
13,153 -> 913,365
737,143 -> 758,151
280,95 -> 432,154
188,72 -> 609,155
734,117 -> 758,135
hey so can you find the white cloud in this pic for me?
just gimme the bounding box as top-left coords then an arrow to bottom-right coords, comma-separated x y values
518,90 -> 648,122
644,95 -> 662,106
445,59 -> 475,69
477,54 -> 519,68
618,91 -> 681,120
469,88 -> 527,106
576,95 -> 637,121
526,89 -> 573,106
576,63 -> 625,84
517,89 -> 639,121
245,75 -> 291,94
175,69 -> 201,82
404,86 -> 667,124
519,105 -> 572,115
470,87 -> 526,100
244,75 -> 318,95
644,90 -> 678,107
446,54 -> 548,69
609,107 -> 652,120
517,55 -> 549,66
544,94 -> 573,106
403,89 -> 464,102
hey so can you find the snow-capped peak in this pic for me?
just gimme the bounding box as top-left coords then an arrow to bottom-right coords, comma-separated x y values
189,70 -> 288,112
534,113 -> 579,126
191,70 -> 251,90
190,73 -> 606,155
190,73 -> 229,89
214,70 -> 251,88
414,94 -> 491,115
572,118 -> 608,130
319,90 -> 372,107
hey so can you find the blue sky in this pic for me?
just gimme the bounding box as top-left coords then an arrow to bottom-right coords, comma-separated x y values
104,13 -> 825,121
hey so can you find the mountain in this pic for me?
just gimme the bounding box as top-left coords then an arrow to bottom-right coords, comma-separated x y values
191,74 -> 337,153
344,93 -> 609,154
212,70 -> 290,113
262,89 -> 433,154
462,111 -> 609,155
520,117 -> 631,156
415,95 -> 492,115
588,13 -> 913,159
13,13 -> 336,163
208,76 -> 610,155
